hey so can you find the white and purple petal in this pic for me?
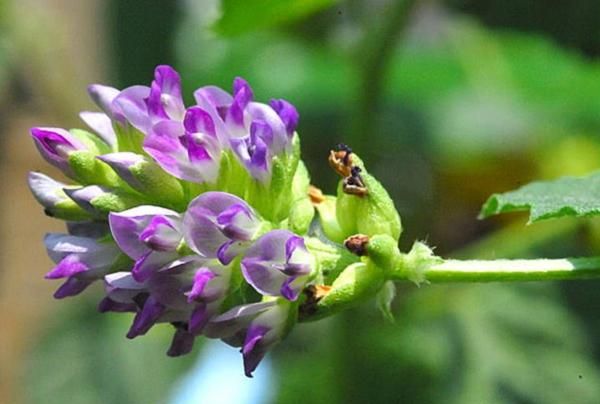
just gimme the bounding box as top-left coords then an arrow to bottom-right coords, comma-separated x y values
241,230 -> 312,301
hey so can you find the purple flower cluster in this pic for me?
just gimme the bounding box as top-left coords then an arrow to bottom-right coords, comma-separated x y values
29,66 -> 314,376
102,193 -> 313,373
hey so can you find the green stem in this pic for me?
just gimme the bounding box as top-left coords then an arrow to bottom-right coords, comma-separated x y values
393,256 -> 600,283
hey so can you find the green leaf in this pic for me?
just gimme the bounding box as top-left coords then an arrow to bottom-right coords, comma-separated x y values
214,0 -> 338,36
480,171 -> 600,223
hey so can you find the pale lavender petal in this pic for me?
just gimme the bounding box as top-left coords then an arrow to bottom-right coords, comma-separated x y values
79,111 -> 117,148
108,205 -> 181,259
203,301 -> 275,339
28,172 -> 70,209
241,258 -> 290,298
63,186 -> 107,214
193,85 -> 233,144
241,230 -> 311,300
87,84 -> 122,121
44,233 -> 120,279
183,192 -> 259,259
112,86 -> 152,133
104,272 -> 146,303
246,102 -> 288,153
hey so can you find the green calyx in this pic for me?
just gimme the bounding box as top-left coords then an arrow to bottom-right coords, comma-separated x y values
127,158 -> 186,210
114,125 -> 146,154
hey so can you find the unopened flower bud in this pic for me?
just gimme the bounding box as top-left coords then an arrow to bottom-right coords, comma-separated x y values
98,152 -> 186,210
28,172 -> 90,220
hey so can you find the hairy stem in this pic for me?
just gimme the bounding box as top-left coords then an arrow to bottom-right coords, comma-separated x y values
393,256 -> 600,283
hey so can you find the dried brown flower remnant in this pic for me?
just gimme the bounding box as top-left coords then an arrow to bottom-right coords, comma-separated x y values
344,234 -> 370,256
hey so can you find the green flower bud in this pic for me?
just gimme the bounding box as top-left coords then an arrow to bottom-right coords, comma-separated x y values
65,186 -> 146,217
98,152 -> 186,211
314,195 -> 347,243
288,198 -> 315,235
303,261 -> 385,321
335,156 -> 402,241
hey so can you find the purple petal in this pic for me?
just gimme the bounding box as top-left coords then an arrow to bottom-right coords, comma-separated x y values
127,296 -> 166,338
188,303 -> 210,335
148,66 -> 185,121
216,240 -> 247,265
53,277 -> 92,299
269,99 -> 299,136
167,327 -> 195,356
228,77 -> 254,128
242,324 -> 269,377
230,136 -> 269,183
45,255 -> 89,279
31,127 -> 86,175
44,233 -> 120,278
139,215 -> 180,251
79,111 -> 117,148
183,107 -> 216,137
131,250 -> 179,282
98,297 -> 137,313
186,268 -> 216,303
144,120 -> 220,183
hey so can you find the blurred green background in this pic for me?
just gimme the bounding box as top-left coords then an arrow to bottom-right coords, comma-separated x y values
2,0 -> 600,403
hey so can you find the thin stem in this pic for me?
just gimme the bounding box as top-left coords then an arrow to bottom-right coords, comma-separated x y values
395,257 -> 600,283
351,0 -> 418,151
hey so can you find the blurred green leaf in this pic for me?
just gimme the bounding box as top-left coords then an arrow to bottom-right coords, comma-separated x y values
481,171 -> 600,223
214,0 -> 339,36
274,284 -> 600,404
25,299 -> 197,404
